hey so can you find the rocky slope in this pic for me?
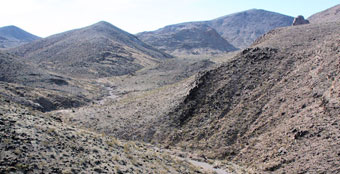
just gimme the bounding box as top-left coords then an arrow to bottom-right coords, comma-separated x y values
0,96 -> 206,174
137,23 -> 237,55
0,51 -> 99,112
138,9 -> 293,51
0,25 -> 40,49
144,22 -> 340,173
9,21 -> 172,78
308,4 -> 340,23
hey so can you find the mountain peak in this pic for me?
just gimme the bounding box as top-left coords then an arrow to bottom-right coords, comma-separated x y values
10,22 -> 171,78
0,25 -> 40,48
207,9 -> 293,48
92,21 -> 115,27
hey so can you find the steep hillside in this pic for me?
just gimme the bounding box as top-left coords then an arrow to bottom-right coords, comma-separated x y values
308,4 -> 340,23
146,22 -> 340,173
10,21 -> 172,78
0,96 -> 205,174
206,9 -> 293,48
137,23 -> 237,55
0,25 -> 40,49
138,9 -> 293,51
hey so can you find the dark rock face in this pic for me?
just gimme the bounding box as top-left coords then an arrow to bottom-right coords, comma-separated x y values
292,15 -> 310,26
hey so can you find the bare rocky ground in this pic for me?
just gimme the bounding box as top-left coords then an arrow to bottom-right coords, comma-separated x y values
59,22 -> 340,173
1,51 -> 231,173
0,95 -> 211,174
2,6 -> 339,174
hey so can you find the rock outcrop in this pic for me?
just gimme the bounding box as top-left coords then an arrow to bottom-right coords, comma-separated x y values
292,15 -> 310,26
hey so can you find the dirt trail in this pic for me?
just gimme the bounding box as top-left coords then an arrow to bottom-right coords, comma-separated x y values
184,158 -> 230,174
97,86 -> 119,105
156,147 -> 231,174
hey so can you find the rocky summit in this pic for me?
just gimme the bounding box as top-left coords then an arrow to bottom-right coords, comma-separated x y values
292,15 -> 310,26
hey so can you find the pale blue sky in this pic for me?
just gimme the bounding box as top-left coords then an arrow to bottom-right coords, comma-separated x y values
0,0 -> 339,37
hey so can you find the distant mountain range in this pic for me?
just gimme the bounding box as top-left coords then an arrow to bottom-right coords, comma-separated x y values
308,4 -> 340,23
9,21 -> 172,78
137,9 -> 294,54
0,25 -> 40,49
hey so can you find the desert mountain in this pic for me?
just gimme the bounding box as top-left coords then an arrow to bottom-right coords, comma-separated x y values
0,25 -> 40,49
9,21 -> 172,78
308,4 -> 340,23
205,9 -> 293,48
137,23 -> 237,55
138,9 -> 293,51
145,22 -> 340,173
2,5 -> 339,174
